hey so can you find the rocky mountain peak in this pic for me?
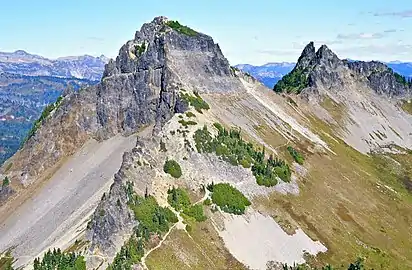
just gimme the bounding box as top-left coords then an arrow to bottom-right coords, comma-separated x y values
315,44 -> 341,68
296,42 -> 341,70
98,16 -> 242,137
275,42 -> 411,98
295,41 -> 316,69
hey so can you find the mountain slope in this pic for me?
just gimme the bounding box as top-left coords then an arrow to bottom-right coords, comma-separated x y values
0,73 -> 97,165
0,50 -> 108,81
274,42 -> 412,153
236,61 -> 412,89
1,18 -> 412,270
0,50 -> 107,165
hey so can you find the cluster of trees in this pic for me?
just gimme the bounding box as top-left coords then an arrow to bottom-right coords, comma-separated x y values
393,72 -> 412,87
183,204 -> 206,222
167,187 -> 191,210
194,123 -> 291,187
207,183 -> 251,215
107,233 -> 144,270
273,67 -> 309,94
128,193 -> 178,234
178,119 -> 197,127
0,120 -> 33,165
278,257 -> 366,270
165,20 -> 198,37
33,248 -> 85,270
163,159 -> 182,178
0,251 -> 14,270
287,146 -> 305,165
109,182 -> 180,269
24,96 -> 63,143
252,154 -> 291,186
180,92 -> 210,113
167,187 -> 206,222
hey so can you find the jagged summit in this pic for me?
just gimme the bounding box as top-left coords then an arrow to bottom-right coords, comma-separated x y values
295,41 -> 316,69
275,42 -> 411,97
98,16 -> 242,137
103,16 -> 231,78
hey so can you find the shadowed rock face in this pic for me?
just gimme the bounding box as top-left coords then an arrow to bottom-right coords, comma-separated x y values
97,16 -> 241,138
347,60 -> 411,97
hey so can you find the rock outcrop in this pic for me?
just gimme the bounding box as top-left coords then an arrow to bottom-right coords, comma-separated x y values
86,170 -> 137,257
347,60 -> 411,97
288,41 -> 411,98
96,16 -> 242,138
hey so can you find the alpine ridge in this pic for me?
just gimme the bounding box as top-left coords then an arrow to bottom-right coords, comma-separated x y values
1,17 -> 412,270
275,41 -> 412,153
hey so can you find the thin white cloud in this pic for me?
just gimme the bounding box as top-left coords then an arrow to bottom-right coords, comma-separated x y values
336,44 -> 412,61
384,29 -> 397,33
334,29 -> 397,41
315,39 -> 343,45
374,10 -> 412,18
87,36 -> 106,42
337,32 -> 384,40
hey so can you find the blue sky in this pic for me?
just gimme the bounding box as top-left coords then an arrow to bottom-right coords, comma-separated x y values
1,0 -> 411,65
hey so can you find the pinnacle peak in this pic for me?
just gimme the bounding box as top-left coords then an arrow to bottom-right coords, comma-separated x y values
296,41 -> 316,69
315,44 -> 340,63
302,42 -> 315,55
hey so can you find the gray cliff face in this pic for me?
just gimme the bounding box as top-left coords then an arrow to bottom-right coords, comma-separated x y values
97,16 -> 241,138
0,184 -> 14,204
86,137 -> 158,257
86,166 -> 137,256
347,61 -> 411,97
296,42 -> 411,98
295,41 -> 316,70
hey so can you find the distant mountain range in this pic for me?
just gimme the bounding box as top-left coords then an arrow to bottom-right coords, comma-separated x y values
0,50 -> 109,81
235,61 -> 412,88
0,50 -> 106,164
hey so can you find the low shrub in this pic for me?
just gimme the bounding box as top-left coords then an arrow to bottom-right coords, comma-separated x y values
287,146 -> 305,165
207,183 -> 251,215
163,159 -> 182,178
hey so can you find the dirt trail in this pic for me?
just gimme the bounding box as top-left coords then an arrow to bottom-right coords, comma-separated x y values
0,135 -> 136,269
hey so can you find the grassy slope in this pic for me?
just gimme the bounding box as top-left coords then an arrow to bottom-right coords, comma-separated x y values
146,91 -> 412,269
401,100 -> 412,115
254,116 -> 412,269
145,217 -> 247,270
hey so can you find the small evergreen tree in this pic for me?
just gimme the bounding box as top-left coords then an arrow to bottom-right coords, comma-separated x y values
2,176 -> 10,187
